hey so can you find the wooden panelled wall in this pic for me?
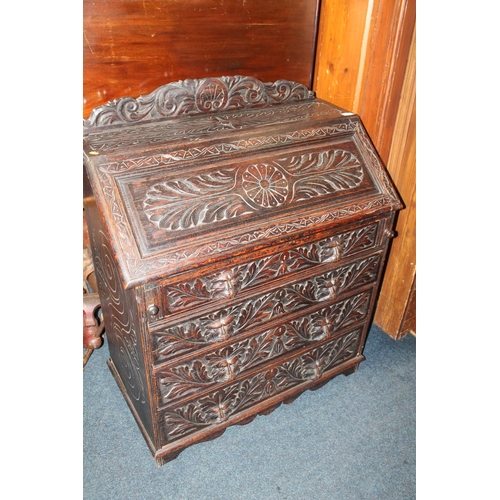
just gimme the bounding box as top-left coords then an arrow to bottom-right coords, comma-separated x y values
83,0 -> 321,119
313,0 -> 416,339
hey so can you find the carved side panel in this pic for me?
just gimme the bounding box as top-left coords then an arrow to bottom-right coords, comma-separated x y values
151,262 -> 376,366
156,290 -> 372,404
88,221 -> 154,439
159,328 -> 362,443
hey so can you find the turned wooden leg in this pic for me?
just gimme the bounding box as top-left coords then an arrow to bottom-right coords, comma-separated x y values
83,293 -> 105,368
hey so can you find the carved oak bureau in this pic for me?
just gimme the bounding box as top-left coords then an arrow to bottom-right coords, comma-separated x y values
83,76 -> 402,466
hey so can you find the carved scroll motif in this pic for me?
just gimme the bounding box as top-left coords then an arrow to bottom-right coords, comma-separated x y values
83,76 -> 315,128
161,329 -> 361,441
90,227 -> 147,404
152,277 -> 374,365
157,289 -> 373,403
143,149 -> 363,231
160,230 -> 379,314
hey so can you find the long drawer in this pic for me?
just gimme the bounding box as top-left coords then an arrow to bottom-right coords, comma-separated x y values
144,221 -> 383,326
149,252 -> 382,366
157,326 -> 364,446
154,288 -> 373,406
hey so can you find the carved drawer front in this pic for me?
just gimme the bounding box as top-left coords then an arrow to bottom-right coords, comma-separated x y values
154,289 -> 373,406
158,327 -> 363,446
149,253 -> 382,366
144,222 -> 381,325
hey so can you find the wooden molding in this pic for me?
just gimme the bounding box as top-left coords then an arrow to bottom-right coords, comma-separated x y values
314,1 -> 416,339
374,24 -> 416,338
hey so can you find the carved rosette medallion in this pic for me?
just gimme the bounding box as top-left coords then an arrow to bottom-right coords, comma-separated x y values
195,79 -> 229,112
242,164 -> 289,208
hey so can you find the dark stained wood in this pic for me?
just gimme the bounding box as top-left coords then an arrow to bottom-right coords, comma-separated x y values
83,0 -> 321,118
83,76 -> 402,465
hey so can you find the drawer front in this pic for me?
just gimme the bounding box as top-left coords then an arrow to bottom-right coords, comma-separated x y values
158,327 -> 363,445
144,222 -> 381,325
155,289 -> 373,406
149,253 -> 382,365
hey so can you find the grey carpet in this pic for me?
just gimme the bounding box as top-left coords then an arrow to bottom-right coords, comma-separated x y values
83,324 -> 415,500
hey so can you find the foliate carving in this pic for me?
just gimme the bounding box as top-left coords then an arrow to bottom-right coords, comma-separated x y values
318,223 -> 378,263
143,149 -> 363,230
83,76 -> 315,128
161,329 -> 361,441
152,269 -> 374,364
157,290 -> 372,403
129,196 -> 391,280
156,225 -> 378,314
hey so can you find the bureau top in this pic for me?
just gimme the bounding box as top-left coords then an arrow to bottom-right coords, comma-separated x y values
83,76 -> 402,289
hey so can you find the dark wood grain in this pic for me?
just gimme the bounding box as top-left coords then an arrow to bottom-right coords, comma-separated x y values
83,0 -> 320,118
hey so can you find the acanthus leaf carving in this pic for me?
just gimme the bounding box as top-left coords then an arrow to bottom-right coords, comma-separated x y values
153,279 -> 374,366
162,329 -> 361,441
142,148 -> 364,231
83,76 -> 315,128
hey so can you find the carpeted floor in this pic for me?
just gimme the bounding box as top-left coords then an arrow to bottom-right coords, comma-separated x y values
83,324 -> 415,500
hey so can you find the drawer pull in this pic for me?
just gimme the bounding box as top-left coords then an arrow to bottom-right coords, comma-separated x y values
384,229 -> 396,239
148,304 -> 159,316
210,271 -> 237,299
320,240 -> 342,262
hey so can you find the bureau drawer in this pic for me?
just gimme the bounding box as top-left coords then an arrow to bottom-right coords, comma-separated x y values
158,326 -> 364,446
149,253 -> 381,365
144,221 -> 382,325
154,288 -> 373,406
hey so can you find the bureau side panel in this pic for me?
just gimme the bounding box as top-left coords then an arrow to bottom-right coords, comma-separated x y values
84,169 -> 156,445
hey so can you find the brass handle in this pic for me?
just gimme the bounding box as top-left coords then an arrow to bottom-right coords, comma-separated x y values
384,229 -> 396,239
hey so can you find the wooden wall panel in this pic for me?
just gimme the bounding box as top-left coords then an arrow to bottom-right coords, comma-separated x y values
83,0 -> 320,118
314,0 -> 416,339
313,0 -> 370,112
356,0 -> 416,163
374,25 -> 416,338
314,0 -> 415,163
